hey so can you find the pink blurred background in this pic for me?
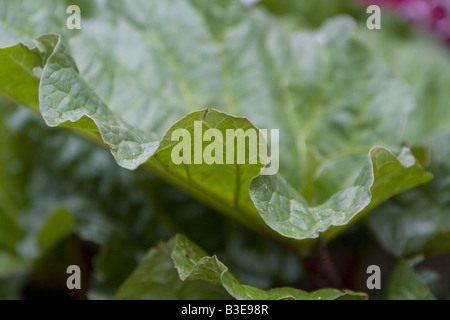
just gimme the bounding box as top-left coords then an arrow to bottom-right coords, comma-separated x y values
360,0 -> 450,44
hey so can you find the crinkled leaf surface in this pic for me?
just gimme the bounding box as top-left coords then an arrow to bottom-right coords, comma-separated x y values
0,0 -> 432,244
118,234 -> 367,300
359,29 -> 450,257
251,147 -> 432,240
260,0 -> 450,144
356,29 -> 450,143
385,256 -> 436,300
259,0 -> 450,248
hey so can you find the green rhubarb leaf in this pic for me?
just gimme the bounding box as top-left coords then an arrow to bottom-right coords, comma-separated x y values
0,0 -> 432,243
385,256 -> 436,300
356,29 -> 450,143
0,43 -> 43,111
0,100 -> 299,299
359,28 -> 450,257
259,0 -> 450,143
251,147 -> 432,240
118,234 -> 367,300
369,132 -> 450,257
116,236 -> 232,300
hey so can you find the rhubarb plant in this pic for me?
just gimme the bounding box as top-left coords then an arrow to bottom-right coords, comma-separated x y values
0,0 -> 449,300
